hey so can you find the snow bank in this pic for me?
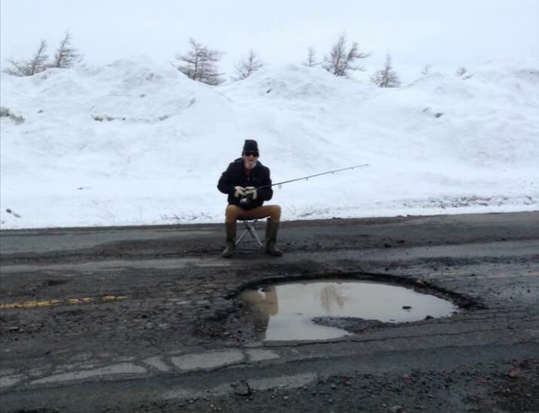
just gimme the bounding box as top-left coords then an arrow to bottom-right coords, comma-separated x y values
1,57 -> 538,229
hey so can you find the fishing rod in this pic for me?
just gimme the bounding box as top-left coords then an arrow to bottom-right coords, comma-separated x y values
239,164 -> 369,205
258,164 -> 369,190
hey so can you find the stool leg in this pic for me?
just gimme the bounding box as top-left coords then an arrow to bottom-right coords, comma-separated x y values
236,229 -> 249,245
236,221 -> 253,246
246,223 -> 264,248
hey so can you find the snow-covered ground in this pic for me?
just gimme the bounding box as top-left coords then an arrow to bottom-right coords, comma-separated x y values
1,56 -> 538,229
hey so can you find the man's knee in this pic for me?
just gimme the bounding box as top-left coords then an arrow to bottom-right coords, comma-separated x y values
269,205 -> 281,222
226,205 -> 241,223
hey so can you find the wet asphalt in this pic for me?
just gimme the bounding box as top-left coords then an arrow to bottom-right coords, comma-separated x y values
0,211 -> 538,413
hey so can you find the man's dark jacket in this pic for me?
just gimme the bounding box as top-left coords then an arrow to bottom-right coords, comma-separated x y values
217,158 -> 273,210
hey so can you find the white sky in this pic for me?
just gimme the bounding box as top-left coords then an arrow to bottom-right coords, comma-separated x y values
1,0 -> 538,82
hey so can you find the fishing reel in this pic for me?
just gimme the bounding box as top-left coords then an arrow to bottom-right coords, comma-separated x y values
240,194 -> 254,207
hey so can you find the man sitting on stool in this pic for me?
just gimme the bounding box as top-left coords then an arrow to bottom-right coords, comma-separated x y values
217,139 -> 283,258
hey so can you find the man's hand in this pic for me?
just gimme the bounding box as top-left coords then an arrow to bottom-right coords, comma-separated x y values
234,186 -> 247,198
245,187 -> 258,200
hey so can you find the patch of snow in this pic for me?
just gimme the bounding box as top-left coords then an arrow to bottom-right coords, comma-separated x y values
1,57 -> 538,229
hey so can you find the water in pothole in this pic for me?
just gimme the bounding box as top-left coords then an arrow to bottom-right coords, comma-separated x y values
240,280 -> 458,341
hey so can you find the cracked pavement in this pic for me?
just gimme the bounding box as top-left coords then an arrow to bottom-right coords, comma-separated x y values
0,212 -> 538,412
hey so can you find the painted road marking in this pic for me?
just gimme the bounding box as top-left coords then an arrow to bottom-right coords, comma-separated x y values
0,295 -> 128,310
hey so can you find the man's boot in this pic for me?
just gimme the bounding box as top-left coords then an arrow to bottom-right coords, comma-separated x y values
222,222 -> 237,258
265,219 -> 283,257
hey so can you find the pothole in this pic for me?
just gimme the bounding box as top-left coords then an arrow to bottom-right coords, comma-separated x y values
240,279 -> 458,341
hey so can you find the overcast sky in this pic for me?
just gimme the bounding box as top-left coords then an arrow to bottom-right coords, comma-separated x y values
1,0 -> 538,82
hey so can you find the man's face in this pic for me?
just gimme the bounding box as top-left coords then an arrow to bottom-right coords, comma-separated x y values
242,151 -> 259,169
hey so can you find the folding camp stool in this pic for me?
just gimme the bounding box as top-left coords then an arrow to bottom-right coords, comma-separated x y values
236,219 -> 264,248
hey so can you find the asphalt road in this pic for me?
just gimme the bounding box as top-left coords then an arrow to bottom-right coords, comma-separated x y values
0,211 -> 538,413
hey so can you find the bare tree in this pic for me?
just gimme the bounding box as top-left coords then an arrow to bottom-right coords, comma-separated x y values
175,38 -> 225,86
3,59 -> 30,77
232,49 -> 263,81
370,52 -> 402,88
50,30 -> 83,69
421,64 -> 432,76
455,66 -> 467,76
323,33 -> 371,77
3,39 -> 49,76
303,47 -> 319,67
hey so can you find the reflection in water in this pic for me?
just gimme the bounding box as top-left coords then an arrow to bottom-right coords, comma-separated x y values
242,286 -> 278,341
320,285 -> 347,314
240,280 -> 457,341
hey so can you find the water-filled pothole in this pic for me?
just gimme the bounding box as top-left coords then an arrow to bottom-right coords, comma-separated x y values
240,279 -> 458,341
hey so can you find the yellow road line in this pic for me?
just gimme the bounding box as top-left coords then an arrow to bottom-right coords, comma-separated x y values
0,295 -> 128,310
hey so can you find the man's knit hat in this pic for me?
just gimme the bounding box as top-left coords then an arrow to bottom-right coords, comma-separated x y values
242,139 -> 259,155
